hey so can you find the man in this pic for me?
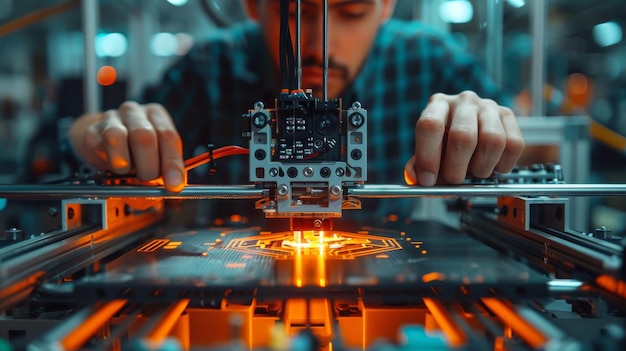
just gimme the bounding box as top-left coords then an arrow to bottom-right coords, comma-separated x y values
69,0 -> 524,200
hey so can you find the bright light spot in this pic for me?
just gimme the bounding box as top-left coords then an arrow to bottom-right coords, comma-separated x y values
97,66 -> 117,86
593,21 -> 623,47
0,198 -> 6,211
507,0 -> 525,8
95,33 -> 128,57
150,32 -> 178,57
166,0 -> 188,6
439,0 -> 473,24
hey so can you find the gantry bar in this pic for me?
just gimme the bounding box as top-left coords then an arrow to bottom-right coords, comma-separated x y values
1,184 -> 626,200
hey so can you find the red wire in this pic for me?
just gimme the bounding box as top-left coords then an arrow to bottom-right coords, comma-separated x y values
184,145 -> 249,171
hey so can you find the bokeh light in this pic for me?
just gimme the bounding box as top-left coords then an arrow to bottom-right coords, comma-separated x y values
439,0 -> 474,24
97,65 -> 117,86
95,32 -> 128,58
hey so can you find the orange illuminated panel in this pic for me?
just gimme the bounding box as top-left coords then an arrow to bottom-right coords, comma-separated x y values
225,230 -> 402,259
481,298 -> 547,349
423,298 -> 466,347
163,241 -> 183,250
145,299 -> 190,345
137,239 -> 169,252
61,300 -> 127,351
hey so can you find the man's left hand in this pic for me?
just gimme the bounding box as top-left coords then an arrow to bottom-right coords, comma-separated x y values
404,91 -> 525,186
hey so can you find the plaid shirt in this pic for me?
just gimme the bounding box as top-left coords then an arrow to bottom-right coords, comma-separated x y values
142,19 -> 507,218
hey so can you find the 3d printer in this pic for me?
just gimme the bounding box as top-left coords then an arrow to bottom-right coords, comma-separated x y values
2,0 -> 626,350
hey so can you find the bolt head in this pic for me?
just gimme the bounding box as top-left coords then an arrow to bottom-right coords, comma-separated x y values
277,184 -> 289,196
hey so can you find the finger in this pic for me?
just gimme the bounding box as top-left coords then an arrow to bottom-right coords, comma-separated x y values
80,120 -> 110,170
468,100 -> 506,178
414,94 -> 449,186
119,101 -> 160,180
100,109 -> 132,174
495,107 -> 525,172
441,100 -> 478,184
146,103 -> 185,193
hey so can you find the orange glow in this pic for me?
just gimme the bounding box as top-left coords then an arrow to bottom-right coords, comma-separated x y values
97,65 -> 117,86
214,218 -> 224,226
230,214 -> 243,222
481,298 -> 547,348
111,157 -> 129,168
375,254 -> 389,259
61,300 -> 126,351
137,239 -> 169,252
295,245 -> 303,288
423,298 -> 466,347
422,272 -> 444,283
567,73 -> 589,95
421,250 -> 427,254
590,120 -> 626,152
565,73 -> 592,108
145,299 -> 189,345
226,230 -> 401,259
0,272 -> 44,303
226,263 -> 246,268
387,214 -> 398,222
318,246 -> 327,287
404,168 -> 417,185
596,275 -> 626,298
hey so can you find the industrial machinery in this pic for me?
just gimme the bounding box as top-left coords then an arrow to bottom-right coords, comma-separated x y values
2,1 -> 626,350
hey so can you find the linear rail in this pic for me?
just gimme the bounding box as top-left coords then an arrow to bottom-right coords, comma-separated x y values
1,183 -> 626,200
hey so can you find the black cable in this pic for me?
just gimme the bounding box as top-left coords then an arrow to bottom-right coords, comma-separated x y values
279,0 -> 289,89
279,0 -> 296,90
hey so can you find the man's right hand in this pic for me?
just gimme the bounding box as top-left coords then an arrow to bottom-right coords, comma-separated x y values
69,101 -> 186,192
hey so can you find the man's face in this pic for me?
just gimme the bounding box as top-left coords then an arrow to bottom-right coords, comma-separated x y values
247,0 -> 395,99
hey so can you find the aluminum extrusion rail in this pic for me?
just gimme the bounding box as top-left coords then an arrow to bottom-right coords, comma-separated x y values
349,184 -> 626,198
0,184 -> 267,199
1,183 -> 626,200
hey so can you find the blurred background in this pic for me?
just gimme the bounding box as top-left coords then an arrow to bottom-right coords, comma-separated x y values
0,0 -> 625,232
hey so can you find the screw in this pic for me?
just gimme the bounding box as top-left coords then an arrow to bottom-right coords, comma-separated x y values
254,101 -> 264,110
303,167 -> 314,177
349,112 -> 365,128
330,185 -> 342,197
335,168 -> 345,177
277,184 -> 289,196
4,228 -> 23,241
252,112 -> 268,128
48,207 -> 59,217
269,168 -> 279,177
313,219 -> 323,228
